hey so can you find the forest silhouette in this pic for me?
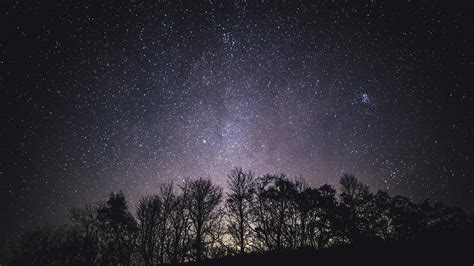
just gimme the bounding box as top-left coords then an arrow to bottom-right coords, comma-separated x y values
3,168 -> 473,265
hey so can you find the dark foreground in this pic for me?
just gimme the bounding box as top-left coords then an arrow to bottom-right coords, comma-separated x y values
183,235 -> 472,266
4,229 -> 472,265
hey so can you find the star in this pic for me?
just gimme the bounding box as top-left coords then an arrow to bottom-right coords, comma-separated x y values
1,0 -> 471,238
361,93 -> 370,104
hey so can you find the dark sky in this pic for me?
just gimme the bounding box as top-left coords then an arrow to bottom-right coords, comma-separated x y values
1,1 -> 473,238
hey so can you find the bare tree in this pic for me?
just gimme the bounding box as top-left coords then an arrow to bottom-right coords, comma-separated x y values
168,181 -> 193,264
187,178 -> 223,261
136,183 -> 178,265
69,204 -> 100,264
225,167 -> 255,255
136,195 -> 161,266
156,183 -> 175,263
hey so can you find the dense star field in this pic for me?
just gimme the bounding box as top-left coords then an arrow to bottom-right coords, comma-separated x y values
1,1 -> 472,239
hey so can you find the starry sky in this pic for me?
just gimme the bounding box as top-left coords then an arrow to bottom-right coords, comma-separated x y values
1,1 -> 473,238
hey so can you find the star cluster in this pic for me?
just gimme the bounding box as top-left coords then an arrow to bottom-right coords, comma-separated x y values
1,1 -> 472,237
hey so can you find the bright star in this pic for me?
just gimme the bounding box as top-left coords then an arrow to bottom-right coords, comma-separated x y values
361,93 -> 370,103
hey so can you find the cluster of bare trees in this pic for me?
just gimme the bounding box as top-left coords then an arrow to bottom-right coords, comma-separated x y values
6,168 -> 473,265
134,179 -> 223,265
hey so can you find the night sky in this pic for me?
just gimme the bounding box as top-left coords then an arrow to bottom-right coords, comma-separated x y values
1,1 -> 473,238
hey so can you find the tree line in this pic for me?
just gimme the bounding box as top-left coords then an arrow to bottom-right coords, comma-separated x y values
5,168 -> 473,265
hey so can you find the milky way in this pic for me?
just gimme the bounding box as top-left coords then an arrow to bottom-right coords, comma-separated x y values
1,1 -> 473,237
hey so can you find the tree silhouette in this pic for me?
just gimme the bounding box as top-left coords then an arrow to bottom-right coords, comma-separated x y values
8,225 -> 88,265
68,204 -> 99,264
186,178 -> 223,262
252,174 -> 300,251
4,169 -> 473,265
169,181 -> 192,264
136,194 -> 161,266
155,184 -> 175,263
367,191 -> 394,240
389,195 -> 425,241
97,191 -> 137,265
296,184 -> 339,249
339,174 -> 373,244
225,167 -> 255,255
